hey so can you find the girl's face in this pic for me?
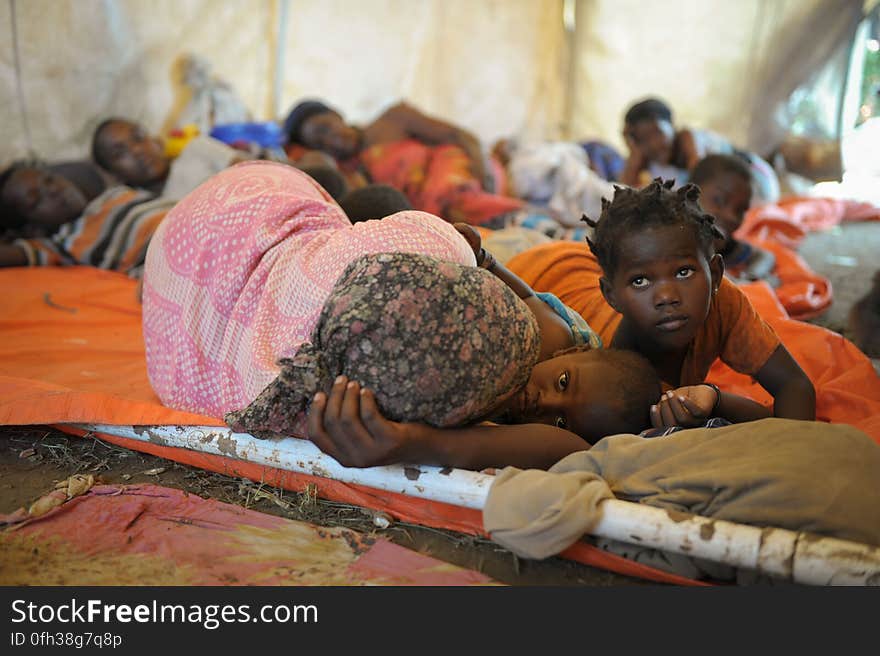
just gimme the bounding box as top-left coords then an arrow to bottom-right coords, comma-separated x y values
602,224 -> 723,352
2,167 -> 87,233
626,118 -> 675,165
493,350 -> 618,444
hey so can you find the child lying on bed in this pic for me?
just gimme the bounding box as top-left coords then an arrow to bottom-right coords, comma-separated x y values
585,179 -> 815,429
691,155 -> 777,285
0,180 -> 174,274
0,160 -> 109,239
143,161 -> 661,470
0,162 -> 348,277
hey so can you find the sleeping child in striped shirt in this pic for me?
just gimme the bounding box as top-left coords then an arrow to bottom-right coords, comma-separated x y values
0,160 -> 349,277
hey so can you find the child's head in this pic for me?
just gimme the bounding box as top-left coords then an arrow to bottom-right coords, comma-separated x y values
690,154 -> 753,247
0,161 -> 88,235
339,184 -> 413,223
92,118 -> 169,187
623,97 -> 675,165
586,179 -> 724,352
497,346 -> 661,444
299,165 -> 349,202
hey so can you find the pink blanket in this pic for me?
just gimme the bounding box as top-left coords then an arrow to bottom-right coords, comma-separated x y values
143,161 -> 474,423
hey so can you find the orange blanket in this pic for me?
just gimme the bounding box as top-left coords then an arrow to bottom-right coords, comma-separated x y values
507,242 -> 880,442
739,197 -> 880,249
359,139 -> 524,225
737,197 -> 880,319
0,265 -> 699,586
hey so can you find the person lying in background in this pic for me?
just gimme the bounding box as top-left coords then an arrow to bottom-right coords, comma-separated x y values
690,154 -> 777,285
0,182 -> 174,275
91,117 -> 348,203
619,97 -> 780,204
282,99 -> 523,225
0,155 -> 348,276
0,160 -> 108,239
143,160 -> 661,471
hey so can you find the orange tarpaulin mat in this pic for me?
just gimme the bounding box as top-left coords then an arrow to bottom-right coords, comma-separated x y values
507,242 -> 880,443
0,266 -> 701,586
738,197 -> 880,250
736,197 -> 880,319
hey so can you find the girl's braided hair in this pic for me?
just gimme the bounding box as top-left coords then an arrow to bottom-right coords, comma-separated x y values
583,178 -> 723,277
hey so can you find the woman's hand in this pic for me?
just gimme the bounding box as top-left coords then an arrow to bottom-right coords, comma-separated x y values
307,376 -> 417,468
620,132 -> 648,187
650,384 -> 718,429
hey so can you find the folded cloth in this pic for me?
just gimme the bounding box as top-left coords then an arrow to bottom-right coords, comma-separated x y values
506,141 -> 616,226
484,418 -> 880,581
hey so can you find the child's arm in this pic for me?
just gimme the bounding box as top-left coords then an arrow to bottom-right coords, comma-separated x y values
651,384 -> 771,428
307,378 -> 591,471
619,132 -> 647,187
677,129 -> 702,170
453,224 -> 573,354
742,244 -> 776,281
754,344 -> 816,420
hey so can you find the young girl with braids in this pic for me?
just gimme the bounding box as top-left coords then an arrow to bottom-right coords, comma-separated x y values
585,179 -> 815,429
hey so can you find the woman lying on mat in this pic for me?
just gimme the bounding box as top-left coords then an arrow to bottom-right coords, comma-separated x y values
281,99 -> 523,225
142,161 -> 660,471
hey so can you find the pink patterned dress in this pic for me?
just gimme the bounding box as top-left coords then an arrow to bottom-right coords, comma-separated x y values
142,161 -> 475,421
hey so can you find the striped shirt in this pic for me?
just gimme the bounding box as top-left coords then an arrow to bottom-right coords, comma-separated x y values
14,186 -> 175,276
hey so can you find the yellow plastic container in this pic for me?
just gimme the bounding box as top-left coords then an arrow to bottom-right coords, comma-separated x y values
164,124 -> 200,159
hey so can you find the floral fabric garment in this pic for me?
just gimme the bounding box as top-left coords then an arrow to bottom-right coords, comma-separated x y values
226,252 -> 541,438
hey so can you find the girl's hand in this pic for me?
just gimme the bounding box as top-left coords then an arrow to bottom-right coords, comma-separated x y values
307,376 -> 415,468
650,385 -> 718,429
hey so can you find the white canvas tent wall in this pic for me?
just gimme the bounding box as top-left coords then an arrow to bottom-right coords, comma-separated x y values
0,0 -> 867,163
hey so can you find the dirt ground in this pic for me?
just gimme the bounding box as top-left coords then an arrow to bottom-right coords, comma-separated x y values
0,427 -> 643,586
2,221 -> 877,586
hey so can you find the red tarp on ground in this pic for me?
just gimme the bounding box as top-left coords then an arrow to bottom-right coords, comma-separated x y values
0,483 -> 497,585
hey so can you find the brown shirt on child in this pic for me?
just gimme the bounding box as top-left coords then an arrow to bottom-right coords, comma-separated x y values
507,242 -> 780,388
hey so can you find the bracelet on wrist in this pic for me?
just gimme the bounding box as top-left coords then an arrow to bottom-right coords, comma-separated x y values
478,248 -> 497,272
703,383 -> 722,416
